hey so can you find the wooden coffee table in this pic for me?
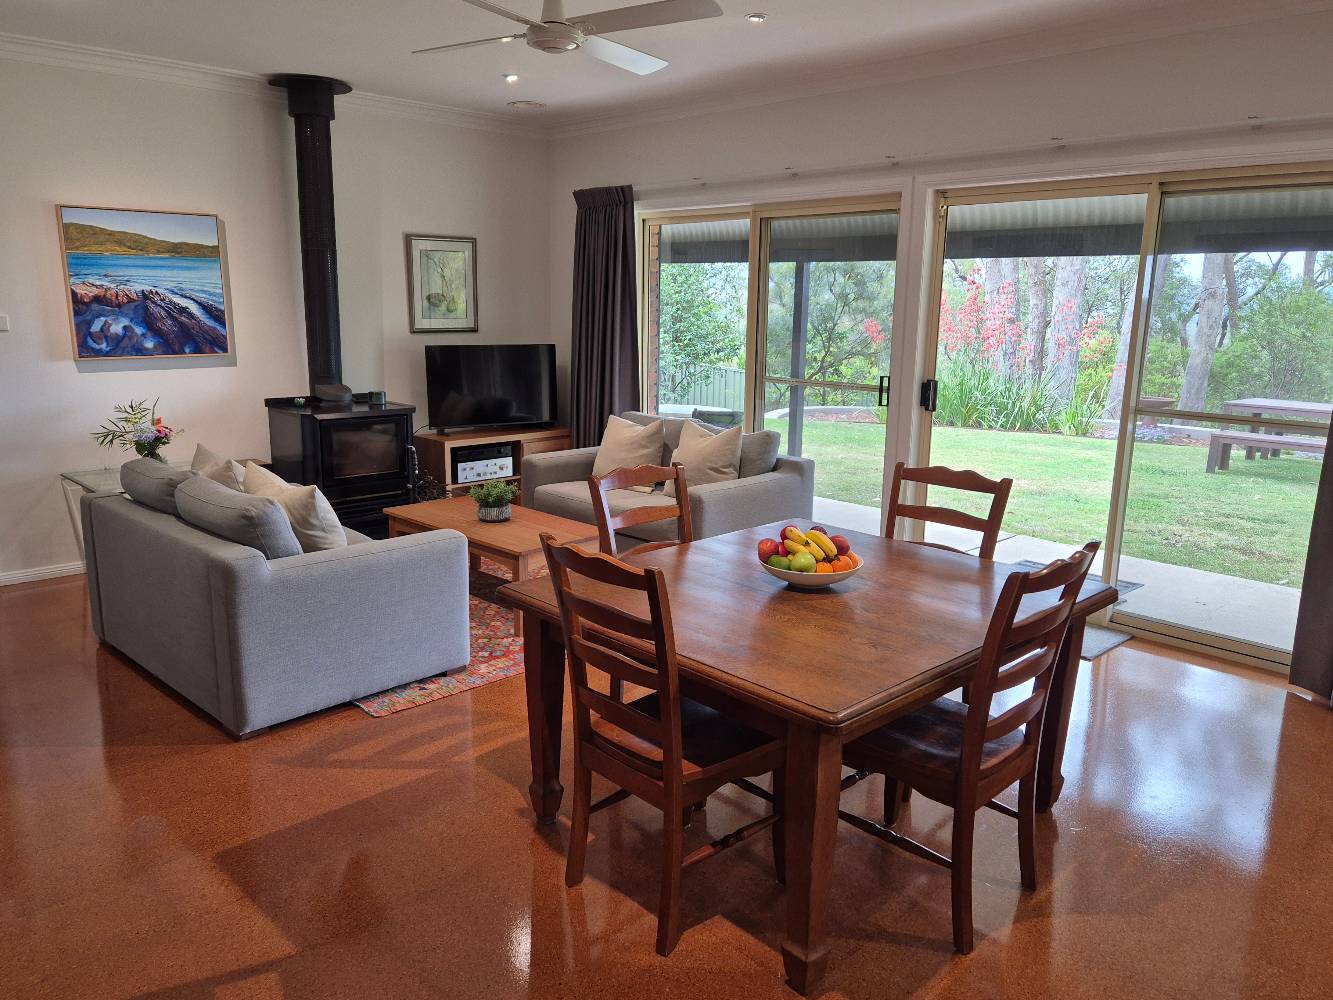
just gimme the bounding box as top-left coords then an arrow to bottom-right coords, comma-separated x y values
383,496 -> 597,635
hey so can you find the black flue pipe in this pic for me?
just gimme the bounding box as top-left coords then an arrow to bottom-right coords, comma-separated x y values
269,74 -> 353,404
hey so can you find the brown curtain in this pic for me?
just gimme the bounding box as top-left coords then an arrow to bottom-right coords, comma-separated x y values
1291,447 -> 1333,704
570,185 -> 639,449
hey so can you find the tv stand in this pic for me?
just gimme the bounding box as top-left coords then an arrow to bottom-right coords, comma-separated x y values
413,425 -> 572,501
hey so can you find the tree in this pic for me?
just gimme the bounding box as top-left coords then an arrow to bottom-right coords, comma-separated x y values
1178,253 -> 1227,411
657,263 -> 746,402
1022,257 -> 1051,379
981,258 -> 1021,372
1045,256 -> 1089,407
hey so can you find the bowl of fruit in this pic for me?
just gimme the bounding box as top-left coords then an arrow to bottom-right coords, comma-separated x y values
757,524 -> 862,589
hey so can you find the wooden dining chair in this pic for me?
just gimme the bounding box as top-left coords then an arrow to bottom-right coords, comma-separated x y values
839,541 -> 1099,954
539,533 -> 786,957
885,462 -> 1014,560
588,462 -> 693,559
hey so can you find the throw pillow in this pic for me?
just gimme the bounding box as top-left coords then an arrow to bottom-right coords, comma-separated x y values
120,458 -> 194,516
191,443 -> 245,492
243,461 -> 347,552
175,476 -> 302,559
591,414 -> 665,478
665,421 -> 742,497
738,429 -> 781,478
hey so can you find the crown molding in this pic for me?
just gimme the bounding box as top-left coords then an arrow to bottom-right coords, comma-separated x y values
549,0 -> 1333,138
0,31 -> 545,139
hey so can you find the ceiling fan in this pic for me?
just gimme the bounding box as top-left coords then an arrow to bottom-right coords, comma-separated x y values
412,0 -> 723,75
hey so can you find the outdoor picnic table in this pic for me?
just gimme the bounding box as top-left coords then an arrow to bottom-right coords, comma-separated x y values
1207,397 -> 1331,469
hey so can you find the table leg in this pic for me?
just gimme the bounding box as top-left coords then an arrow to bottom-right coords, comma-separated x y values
60,479 -> 88,561
513,554 -> 536,637
781,724 -> 842,995
523,612 -> 566,825
1036,615 -> 1086,813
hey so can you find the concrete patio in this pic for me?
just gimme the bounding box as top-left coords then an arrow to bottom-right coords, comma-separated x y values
812,496 -> 1298,656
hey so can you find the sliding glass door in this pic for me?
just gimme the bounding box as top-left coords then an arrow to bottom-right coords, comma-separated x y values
642,215 -> 751,423
922,192 -> 1148,565
757,209 -> 899,532
1113,183 -> 1333,656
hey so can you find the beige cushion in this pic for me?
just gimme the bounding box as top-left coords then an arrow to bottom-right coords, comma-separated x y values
242,460 -> 347,552
592,414 -> 665,478
620,411 -> 780,477
665,421 -> 741,497
191,443 -> 245,492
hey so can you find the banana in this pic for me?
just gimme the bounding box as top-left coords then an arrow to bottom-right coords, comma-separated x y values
804,542 -> 828,562
783,526 -> 810,546
806,529 -> 838,559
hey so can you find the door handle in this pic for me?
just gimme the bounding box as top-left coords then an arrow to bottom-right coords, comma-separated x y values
920,379 -> 939,412
876,375 -> 890,407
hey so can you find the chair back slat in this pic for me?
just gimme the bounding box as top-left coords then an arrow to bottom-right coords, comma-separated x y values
984,691 -> 1045,742
887,462 -> 1013,559
589,463 -> 693,558
578,686 -> 665,747
541,533 -> 686,793
562,590 -> 657,643
957,541 -> 1099,785
574,637 -> 663,692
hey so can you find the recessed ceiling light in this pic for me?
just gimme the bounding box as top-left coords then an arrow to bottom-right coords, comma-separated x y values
500,35 -> 516,42
746,12 -> 768,23
503,73 -> 519,83
508,100 -> 545,110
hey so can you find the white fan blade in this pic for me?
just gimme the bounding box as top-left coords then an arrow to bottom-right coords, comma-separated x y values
411,34 -> 522,54
460,0 -> 544,28
582,34 -> 667,74
572,0 -> 722,34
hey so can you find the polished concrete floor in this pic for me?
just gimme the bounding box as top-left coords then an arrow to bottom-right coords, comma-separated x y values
2,574 -> 1331,1000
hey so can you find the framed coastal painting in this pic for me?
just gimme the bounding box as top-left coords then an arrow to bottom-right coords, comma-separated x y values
406,234 -> 478,332
57,206 -> 233,360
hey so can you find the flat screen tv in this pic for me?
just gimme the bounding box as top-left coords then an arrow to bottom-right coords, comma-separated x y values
425,343 -> 557,432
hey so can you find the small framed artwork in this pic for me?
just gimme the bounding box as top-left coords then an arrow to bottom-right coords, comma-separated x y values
406,234 -> 478,333
57,205 -> 233,360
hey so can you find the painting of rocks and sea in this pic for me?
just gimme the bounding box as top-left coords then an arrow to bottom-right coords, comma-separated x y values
59,206 -> 231,359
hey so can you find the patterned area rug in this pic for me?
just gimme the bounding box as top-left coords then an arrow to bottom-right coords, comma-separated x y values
353,559 -> 537,717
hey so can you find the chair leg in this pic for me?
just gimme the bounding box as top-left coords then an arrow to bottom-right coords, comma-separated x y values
566,763 -> 592,888
609,677 -> 624,702
1017,774 -> 1037,891
657,804 -> 684,956
951,808 -> 976,954
771,768 -> 786,885
883,776 -> 906,826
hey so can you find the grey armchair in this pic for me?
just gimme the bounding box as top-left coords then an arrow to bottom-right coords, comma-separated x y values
522,411 -> 814,547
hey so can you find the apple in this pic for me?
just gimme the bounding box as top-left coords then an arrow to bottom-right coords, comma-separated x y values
830,534 -> 852,556
810,524 -> 827,534
766,554 -> 792,571
758,538 -> 780,562
788,550 -> 817,573
781,523 -> 800,538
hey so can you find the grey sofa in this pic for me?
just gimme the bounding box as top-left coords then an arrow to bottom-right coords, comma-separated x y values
81,490 -> 471,737
522,410 -> 815,546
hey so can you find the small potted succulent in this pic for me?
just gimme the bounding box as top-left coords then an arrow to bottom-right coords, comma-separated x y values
469,479 -> 518,523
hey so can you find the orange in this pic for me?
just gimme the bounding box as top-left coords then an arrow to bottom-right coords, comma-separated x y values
829,555 -> 850,572
815,562 -> 833,574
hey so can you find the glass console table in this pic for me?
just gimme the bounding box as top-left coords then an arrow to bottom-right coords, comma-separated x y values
59,463 -> 188,560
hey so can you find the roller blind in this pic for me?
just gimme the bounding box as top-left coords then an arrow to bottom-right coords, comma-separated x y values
944,194 -> 1148,259
1157,186 -> 1333,254
658,212 -> 898,264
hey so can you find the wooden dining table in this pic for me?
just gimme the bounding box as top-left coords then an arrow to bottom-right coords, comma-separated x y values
498,522 -> 1118,994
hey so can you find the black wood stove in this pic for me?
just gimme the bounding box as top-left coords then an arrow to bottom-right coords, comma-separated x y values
266,74 -> 414,536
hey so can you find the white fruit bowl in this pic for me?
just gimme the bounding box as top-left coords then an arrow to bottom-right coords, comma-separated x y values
760,552 -> 864,589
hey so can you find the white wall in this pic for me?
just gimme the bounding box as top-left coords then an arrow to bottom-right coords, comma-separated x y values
0,56 -> 550,581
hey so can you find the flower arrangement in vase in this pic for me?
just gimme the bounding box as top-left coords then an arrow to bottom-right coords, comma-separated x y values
468,479 -> 518,522
92,398 -> 180,462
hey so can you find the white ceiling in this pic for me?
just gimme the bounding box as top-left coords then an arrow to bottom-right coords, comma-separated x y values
1,0 -> 1328,128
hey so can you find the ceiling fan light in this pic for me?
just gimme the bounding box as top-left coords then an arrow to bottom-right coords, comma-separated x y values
745,12 -> 768,24
500,35 -> 516,42
503,73 -> 519,83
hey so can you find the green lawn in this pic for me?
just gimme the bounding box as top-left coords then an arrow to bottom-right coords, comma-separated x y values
766,419 -> 1319,586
